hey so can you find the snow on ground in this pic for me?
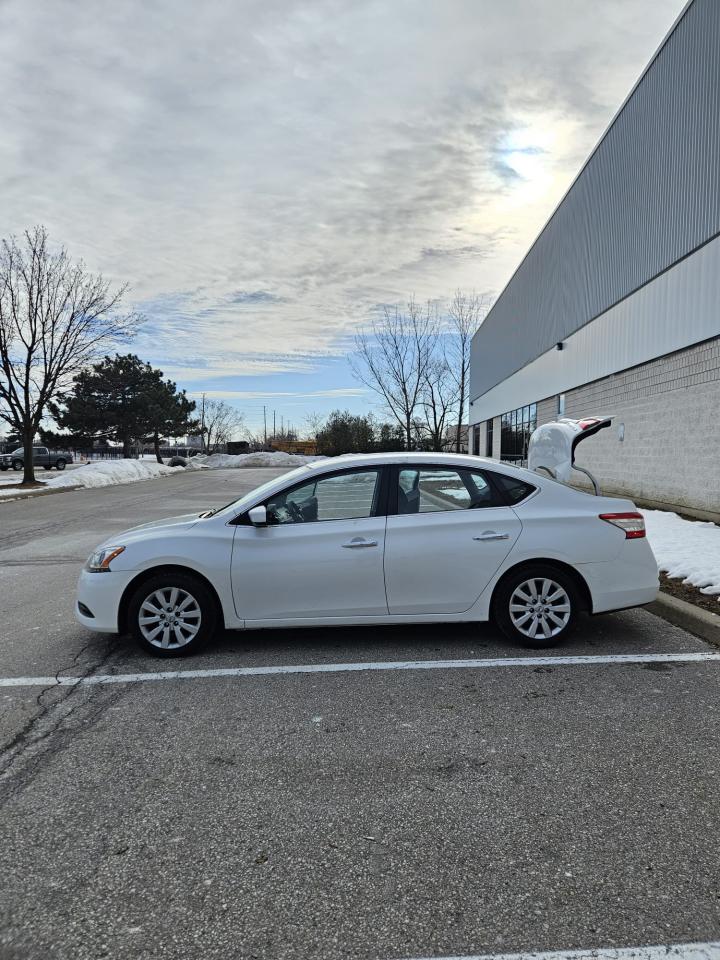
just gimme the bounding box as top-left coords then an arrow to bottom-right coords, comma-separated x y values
643,509 -> 720,600
186,451 -> 323,470
0,452 -> 317,499
0,459 -> 181,497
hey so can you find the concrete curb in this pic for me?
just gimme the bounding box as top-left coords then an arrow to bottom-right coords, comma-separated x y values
0,484 -> 83,503
648,591 -> 720,649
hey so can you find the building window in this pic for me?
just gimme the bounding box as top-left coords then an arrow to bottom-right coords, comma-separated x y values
485,418 -> 494,457
557,393 -> 566,417
472,425 -> 481,455
500,403 -> 537,466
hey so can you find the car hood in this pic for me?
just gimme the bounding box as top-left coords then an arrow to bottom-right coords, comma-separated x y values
108,513 -> 203,544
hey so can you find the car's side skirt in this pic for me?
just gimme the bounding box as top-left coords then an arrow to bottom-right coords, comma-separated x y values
240,611 -> 489,629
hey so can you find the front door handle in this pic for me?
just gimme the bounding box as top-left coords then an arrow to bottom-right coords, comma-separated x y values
342,537 -> 378,548
473,531 -> 510,541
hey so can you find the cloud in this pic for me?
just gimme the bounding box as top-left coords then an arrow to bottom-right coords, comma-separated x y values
0,0 -> 682,391
227,290 -> 285,305
188,388 -> 367,400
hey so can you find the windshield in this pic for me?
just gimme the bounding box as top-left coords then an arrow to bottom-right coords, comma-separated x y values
206,464 -> 315,517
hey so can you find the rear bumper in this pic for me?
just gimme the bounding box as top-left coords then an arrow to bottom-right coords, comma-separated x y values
578,540 -> 659,614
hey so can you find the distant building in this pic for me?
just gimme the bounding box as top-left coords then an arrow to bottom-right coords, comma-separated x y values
442,425 -> 469,453
270,438 -> 318,456
469,0 -> 720,521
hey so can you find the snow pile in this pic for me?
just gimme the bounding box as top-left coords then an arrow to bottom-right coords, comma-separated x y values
0,459 -> 181,497
643,509 -> 720,600
186,451 -> 324,470
48,459 -> 181,490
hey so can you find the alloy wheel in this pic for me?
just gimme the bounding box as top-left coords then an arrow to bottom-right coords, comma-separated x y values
509,577 -> 571,641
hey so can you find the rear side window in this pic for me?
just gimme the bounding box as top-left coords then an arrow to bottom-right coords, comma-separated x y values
492,472 -> 536,504
396,467 -> 500,514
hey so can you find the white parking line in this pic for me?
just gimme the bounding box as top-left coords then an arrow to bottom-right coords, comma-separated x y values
1,651 -> 719,688
397,942 -> 720,960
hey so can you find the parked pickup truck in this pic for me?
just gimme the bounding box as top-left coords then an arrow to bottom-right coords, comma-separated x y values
0,446 -> 74,471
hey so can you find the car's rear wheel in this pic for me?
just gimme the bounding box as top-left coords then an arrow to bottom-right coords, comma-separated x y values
55,459 -> 66,470
127,573 -> 218,657
44,465 -> 52,471
493,565 -> 580,648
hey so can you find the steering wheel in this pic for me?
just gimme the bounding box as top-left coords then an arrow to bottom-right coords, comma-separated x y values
287,500 -> 305,522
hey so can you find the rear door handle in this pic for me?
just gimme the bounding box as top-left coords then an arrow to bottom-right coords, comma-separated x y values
342,537 -> 378,548
473,532 -> 510,541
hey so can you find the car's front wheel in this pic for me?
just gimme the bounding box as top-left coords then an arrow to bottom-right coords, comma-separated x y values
493,565 -> 580,648
127,573 -> 218,657
12,460 -> 22,471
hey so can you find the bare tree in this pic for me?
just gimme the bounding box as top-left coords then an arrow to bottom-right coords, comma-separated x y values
417,356 -> 460,451
352,298 -> 436,449
303,411 -> 325,444
0,226 -> 139,484
201,399 -> 245,452
446,290 -> 489,452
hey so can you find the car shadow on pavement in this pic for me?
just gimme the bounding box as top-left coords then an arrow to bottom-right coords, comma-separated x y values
77,607 -> 698,674
198,606 -> 684,664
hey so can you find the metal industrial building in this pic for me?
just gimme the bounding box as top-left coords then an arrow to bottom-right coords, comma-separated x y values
468,0 -> 720,521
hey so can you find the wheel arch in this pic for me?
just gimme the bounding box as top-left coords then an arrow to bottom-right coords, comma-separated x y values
490,558 -> 593,616
118,564 -> 226,635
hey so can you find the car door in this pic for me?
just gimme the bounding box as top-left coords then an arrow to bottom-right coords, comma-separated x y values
383,465 -> 522,615
231,466 -> 389,622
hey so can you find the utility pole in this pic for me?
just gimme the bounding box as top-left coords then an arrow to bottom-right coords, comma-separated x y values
200,393 -> 206,452
263,406 -> 267,447
273,410 -> 276,439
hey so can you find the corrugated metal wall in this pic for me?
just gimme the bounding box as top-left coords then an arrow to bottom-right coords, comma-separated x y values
470,0 -> 720,401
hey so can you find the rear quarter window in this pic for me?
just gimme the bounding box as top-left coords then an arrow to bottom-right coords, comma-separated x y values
492,472 -> 536,504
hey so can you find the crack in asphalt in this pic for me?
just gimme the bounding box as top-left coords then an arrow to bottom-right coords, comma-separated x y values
0,637 -> 130,803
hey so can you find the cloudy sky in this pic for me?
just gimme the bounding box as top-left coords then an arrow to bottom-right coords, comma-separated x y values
0,0 -> 682,433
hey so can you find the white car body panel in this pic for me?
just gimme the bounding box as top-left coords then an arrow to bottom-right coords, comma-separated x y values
233,516 -> 389,620
384,506 -> 521,615
75,452 -> 659,638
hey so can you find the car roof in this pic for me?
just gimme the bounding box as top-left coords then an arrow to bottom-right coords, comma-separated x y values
305,451 -> 535,478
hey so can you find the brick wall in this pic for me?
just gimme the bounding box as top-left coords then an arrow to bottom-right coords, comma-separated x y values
537,336 -> 720,519
537,396 -> 556,425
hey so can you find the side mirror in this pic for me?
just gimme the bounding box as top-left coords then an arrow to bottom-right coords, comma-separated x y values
248,505 -> 267,526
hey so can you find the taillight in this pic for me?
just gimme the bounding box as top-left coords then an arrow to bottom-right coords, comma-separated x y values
599,512 -> 646,539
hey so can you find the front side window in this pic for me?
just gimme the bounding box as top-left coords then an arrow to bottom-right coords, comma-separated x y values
396,467 -> 498,514
266,469 -> 380,524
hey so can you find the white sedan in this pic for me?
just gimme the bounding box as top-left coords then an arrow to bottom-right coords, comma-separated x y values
76,452 -> 659,656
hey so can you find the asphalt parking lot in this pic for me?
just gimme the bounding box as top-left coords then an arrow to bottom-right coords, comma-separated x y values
1,468 -> 719,960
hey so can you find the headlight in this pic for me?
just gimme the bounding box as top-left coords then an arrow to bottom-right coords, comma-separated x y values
85,545 -> 126,572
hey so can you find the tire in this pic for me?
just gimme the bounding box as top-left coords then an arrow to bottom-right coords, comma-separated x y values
127,572 -> 219,657
0,465 -> 7,471
55,459 -> 66,471
44,465 -> 52,471
493,564 -> 580,649
12,460 -> 22,471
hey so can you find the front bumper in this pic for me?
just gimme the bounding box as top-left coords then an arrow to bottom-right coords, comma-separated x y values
75,567 -> 137,633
